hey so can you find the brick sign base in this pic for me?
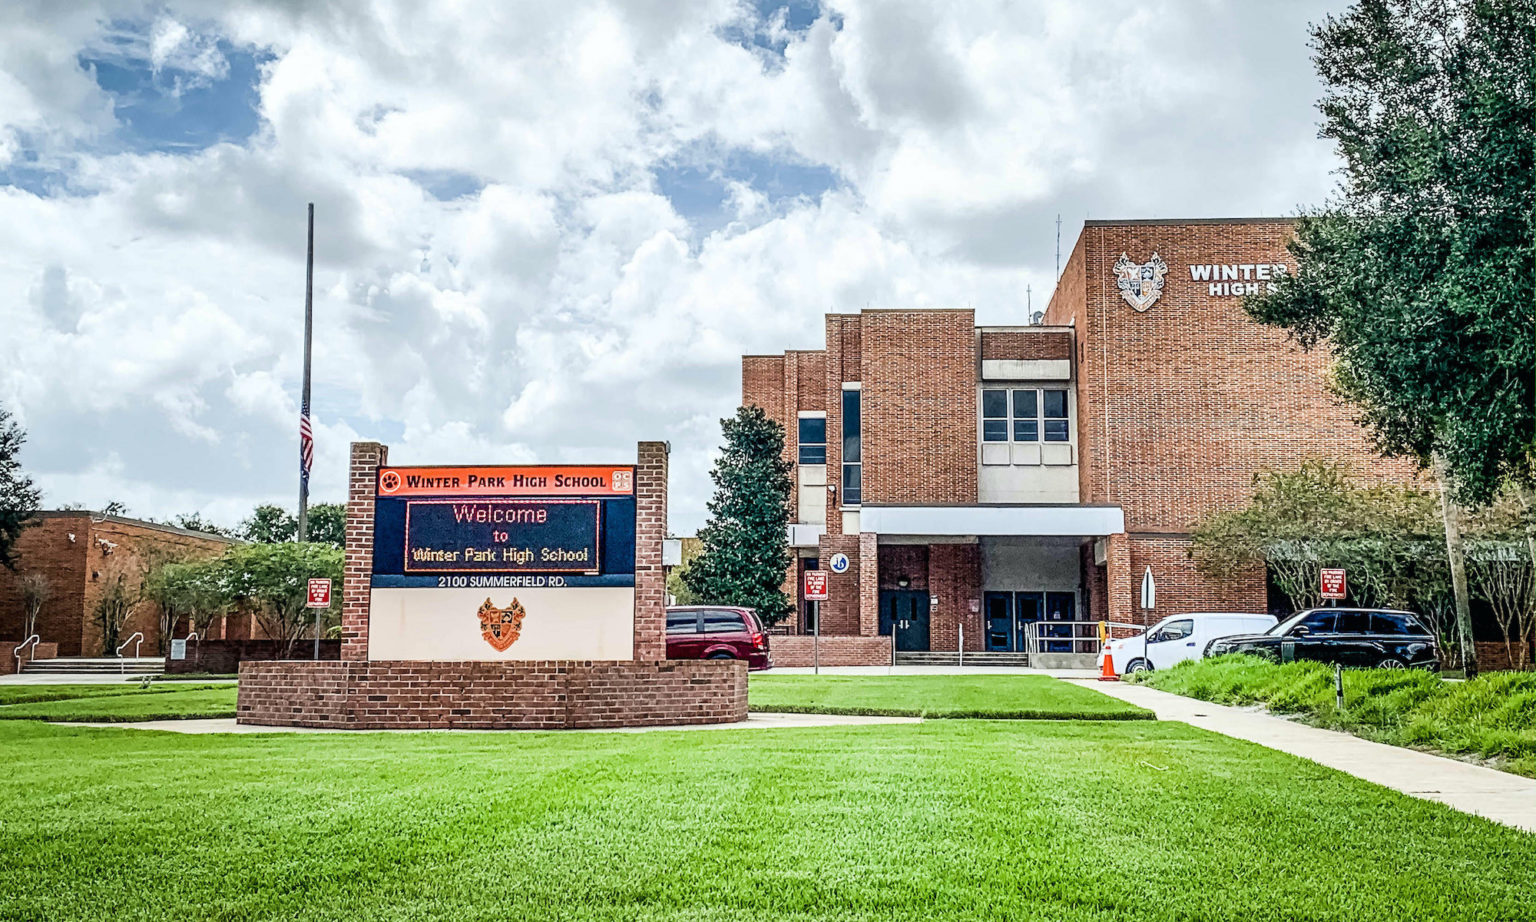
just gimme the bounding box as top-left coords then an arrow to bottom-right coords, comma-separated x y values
237,659 -> 746,730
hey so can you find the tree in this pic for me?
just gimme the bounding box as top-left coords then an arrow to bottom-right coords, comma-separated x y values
1244,0 -> 1535,674
0,405 -> 41,570
239,505 -> 298,543
239,502 -> 345,547
217,542 -> 342,657
92,561 -> 143,656
683,406 -> 794,625
18,572 -> 50,639
143,559 -> 228,655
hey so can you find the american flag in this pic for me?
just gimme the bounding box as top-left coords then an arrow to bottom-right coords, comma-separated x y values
299,412 -> 314,483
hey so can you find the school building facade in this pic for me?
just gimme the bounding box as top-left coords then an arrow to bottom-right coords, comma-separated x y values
741,218 -> 1415,666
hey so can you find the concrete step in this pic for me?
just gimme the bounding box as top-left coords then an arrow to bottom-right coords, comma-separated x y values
894,652 -> 1032,667
23,657 -> 165,675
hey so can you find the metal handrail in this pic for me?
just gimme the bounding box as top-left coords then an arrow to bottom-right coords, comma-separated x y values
116,632 -> 144,672
14,634 -> 39,674
1021,620 -> 1109,655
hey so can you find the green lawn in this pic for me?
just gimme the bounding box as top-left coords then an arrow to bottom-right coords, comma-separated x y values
1132,656 -> 1536,776
0,683 -> 231,707
749,674 -> 1151,719
1,719 -> 1529,920
0,686 -> 237,722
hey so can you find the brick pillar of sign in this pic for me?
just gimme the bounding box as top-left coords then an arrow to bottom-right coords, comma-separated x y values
633,441 -> 669,661
857,531 -> 878,637
1105,532 -> 1134,629
342,441 -> 387,661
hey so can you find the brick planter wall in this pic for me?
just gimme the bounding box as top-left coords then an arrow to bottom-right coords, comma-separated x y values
771,635 -> 892,667
165,640 -> 341,674
237,659 -> 747,729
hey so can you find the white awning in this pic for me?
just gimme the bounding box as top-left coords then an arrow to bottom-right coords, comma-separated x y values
859,505 -> 1124,537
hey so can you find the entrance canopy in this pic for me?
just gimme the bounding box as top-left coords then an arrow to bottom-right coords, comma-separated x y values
859,504 -> 1124,538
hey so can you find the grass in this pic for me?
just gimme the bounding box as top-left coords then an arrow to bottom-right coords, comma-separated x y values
0,683 -> 231,707
0,686 -> 237,722
748,674 -> 1146,719
1,719 -> 1530,920
1131,655 -> 1536,776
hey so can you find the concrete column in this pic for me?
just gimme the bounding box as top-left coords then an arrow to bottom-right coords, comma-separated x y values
632,441 -> 669,661
858,532 -> 878,636
342,441 -> 387,661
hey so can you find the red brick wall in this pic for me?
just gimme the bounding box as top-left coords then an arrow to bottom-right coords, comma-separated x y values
877,545 -> 928,590
0,513 -> 234,656
164,639 -> 340,674
0,516 -> 86,652
633,442 -> 668,661
928,543 -> 982,652
860,310 -> 977,505
824,314 -> 860,534
237,659 -> 747,729
741,355 -> 786,431
1058,220 -> 1418,533
771,635 -> 890,667
815,534 -> 863,635
342,442 -> 386,661
980,331 -> 1073,361
1125,536 -> 1267,627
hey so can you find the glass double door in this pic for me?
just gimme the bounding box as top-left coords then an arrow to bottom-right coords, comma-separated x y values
984,591 -> 1076,652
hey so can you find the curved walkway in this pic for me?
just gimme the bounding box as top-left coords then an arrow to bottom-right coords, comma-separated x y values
1087,680 -> 1536,834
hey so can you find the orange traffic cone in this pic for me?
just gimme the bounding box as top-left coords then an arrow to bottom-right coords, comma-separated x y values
1098,648 -> 1118,682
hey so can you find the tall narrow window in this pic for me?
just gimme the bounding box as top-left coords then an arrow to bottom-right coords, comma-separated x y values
1042,389 -> 1069,442
842,386 -> 861,506
981,390 -> 1008,442
797,416 -> 826,464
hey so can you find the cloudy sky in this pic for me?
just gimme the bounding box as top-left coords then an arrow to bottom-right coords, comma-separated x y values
0,0 -> 1346,534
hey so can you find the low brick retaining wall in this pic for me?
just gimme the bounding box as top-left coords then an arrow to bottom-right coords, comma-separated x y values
0,641 -> 58,675
771,636 -> 892,667
167,639 -> 340,674
237,659 -> 747,729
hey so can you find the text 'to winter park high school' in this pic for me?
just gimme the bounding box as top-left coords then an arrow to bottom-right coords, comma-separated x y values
740,218 -> 1417,668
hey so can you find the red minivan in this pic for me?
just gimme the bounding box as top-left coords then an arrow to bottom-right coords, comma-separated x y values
665,606 -> 772,670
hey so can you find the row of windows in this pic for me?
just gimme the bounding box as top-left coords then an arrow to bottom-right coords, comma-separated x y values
796,390 -> 862,505
982,388 -> 1069,443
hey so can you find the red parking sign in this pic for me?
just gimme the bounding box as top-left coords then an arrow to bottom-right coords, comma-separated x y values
1320,568 -> 1346,600
307,578 -> 332,608
803,570 -> 828,601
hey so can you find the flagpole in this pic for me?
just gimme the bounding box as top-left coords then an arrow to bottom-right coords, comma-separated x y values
299,203 -> 318,660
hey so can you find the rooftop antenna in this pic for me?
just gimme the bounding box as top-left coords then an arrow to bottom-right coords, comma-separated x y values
1054,213 -> 1062,281
1026,284 -> 1032,322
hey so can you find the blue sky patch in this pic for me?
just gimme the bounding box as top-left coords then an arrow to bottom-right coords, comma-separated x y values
655,145 -> 842,236
78,32 -> 266,155
401,169 -> 486,202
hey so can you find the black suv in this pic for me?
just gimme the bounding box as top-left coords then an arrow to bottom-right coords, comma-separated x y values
1204,608 -> 1438,669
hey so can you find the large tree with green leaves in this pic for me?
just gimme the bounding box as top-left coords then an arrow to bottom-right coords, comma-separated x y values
239,502 -> 345,547
216,542 -> 343,656
683,405 -> 794,625
0,405 -> 41,570
1245,0 -> 1534,673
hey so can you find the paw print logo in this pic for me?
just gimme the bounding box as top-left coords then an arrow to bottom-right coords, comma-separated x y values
379,470 -> 402,494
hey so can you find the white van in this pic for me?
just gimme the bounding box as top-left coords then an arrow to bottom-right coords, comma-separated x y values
1099,612 -> 1278,674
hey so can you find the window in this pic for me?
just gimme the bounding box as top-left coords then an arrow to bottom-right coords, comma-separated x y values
1294,611 -> 1336,635
1372,613 -> 1420,636
666,611 -> 699,634
1334,611 -> 1372,634
981,387 -> 1070,445
702,610 -> 748,633
842,387 -> 861,505
1153,619 -> 1194,643
797,416 -> 827,464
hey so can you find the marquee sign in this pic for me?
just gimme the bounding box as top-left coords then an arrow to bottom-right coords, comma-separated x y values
371,465 -> 637,590
367,464 -> 639,662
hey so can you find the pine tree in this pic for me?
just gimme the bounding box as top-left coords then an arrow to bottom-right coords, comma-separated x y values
683,406 -> 794,625
0,405 -> 41,570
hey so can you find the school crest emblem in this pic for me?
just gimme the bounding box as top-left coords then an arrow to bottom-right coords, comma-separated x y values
1113,252 -> 1169,312
477,597 -> 526,652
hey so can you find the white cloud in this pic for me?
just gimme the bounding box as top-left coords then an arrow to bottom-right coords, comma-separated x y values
0,0 -> 1344,532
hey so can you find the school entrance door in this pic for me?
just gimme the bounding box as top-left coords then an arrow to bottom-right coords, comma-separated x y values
880,590 -> 930,652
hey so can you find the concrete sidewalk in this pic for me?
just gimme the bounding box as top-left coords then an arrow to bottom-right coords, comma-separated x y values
1088,681 -> 1536,834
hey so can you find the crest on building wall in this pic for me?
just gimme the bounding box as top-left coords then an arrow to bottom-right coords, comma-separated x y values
477,597 -> 526,652
1113,252 -> 1169,312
